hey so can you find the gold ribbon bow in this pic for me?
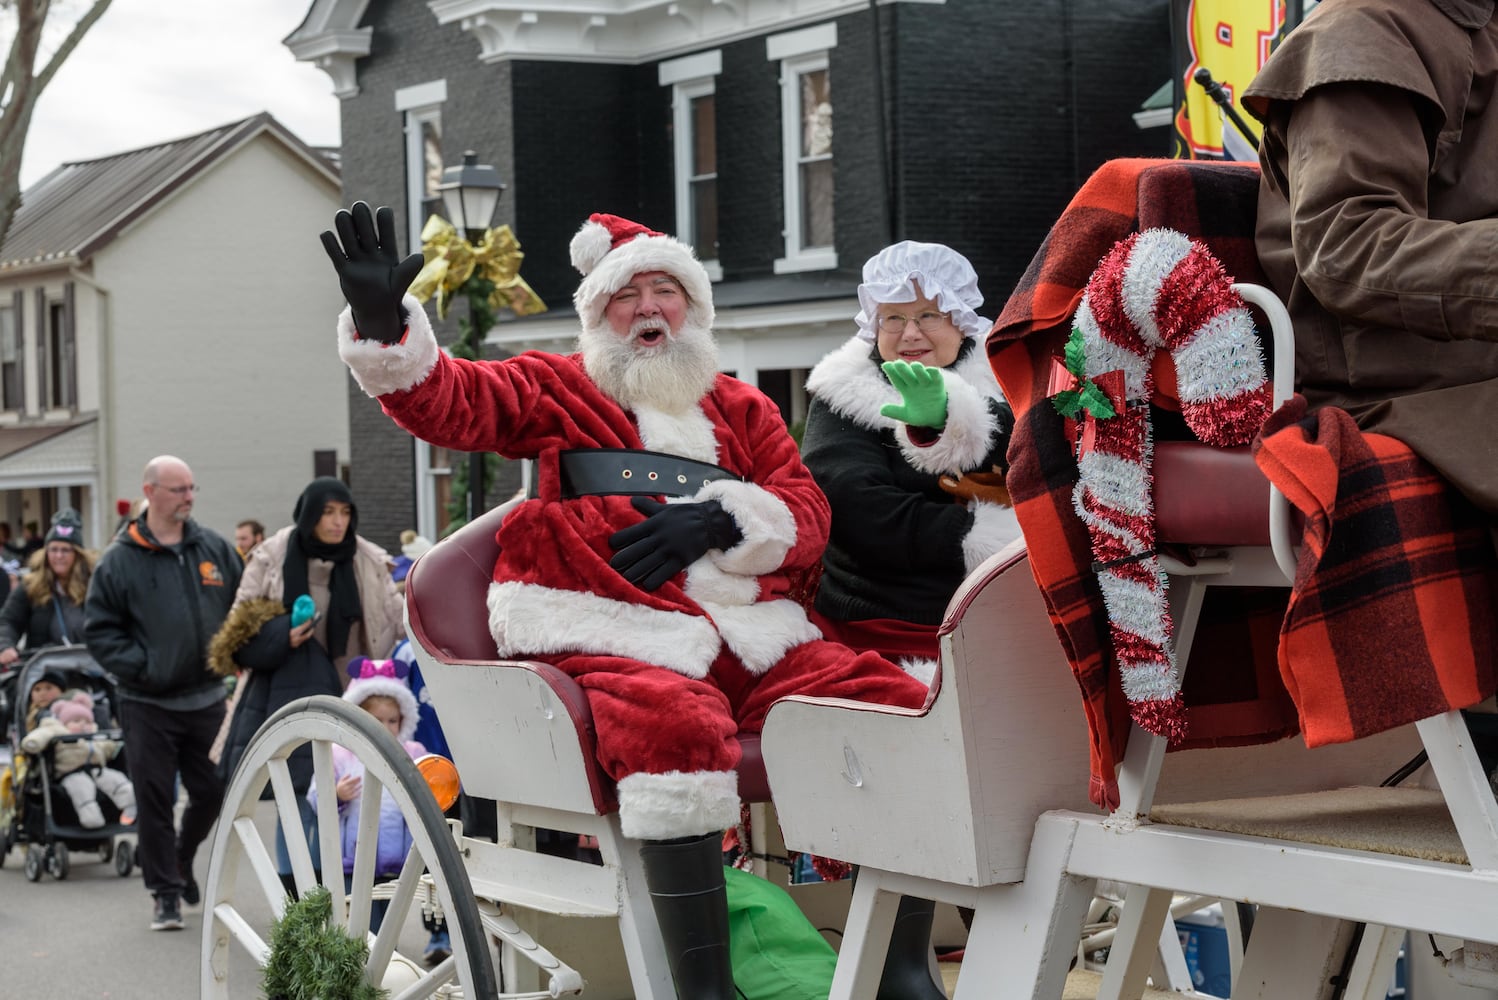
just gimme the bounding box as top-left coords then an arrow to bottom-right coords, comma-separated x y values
408,215 -> 548,320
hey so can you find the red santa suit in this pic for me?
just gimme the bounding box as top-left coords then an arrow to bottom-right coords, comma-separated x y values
337,216 -> 929,840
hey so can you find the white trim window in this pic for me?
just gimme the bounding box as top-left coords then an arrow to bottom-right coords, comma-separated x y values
0,301 -> 20,413
396,80 -> 452,541
396,79 -> 449,252
769,23 -> 837,274
661,51 -> 724,281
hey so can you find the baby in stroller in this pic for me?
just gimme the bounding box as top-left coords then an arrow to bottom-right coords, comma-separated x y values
20,692 -> 135,829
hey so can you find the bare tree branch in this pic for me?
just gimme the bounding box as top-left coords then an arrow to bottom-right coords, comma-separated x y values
34,0 -> 113,93
0,0 -> 114,253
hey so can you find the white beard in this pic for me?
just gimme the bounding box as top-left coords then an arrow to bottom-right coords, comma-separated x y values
579,317 -> 720,415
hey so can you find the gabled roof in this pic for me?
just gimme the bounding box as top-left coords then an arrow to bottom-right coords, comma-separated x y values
1,112 -> 340,273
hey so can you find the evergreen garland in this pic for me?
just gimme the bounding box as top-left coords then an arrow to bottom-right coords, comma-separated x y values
261,886 -> 387,1000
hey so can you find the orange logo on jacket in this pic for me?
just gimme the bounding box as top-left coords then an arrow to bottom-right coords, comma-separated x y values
200,561 -> 225,587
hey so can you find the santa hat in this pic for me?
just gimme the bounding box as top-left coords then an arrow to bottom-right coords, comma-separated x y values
344,657 -> 418,742
569,214 -> 714,331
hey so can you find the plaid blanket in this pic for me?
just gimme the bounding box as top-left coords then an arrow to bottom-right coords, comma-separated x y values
988,158 -> 1301,809
1254,398 -> 1498,746
990,157 -> 1498,809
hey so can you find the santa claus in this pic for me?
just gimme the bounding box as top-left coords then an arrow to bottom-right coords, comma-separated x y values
322,204 -> 931,1000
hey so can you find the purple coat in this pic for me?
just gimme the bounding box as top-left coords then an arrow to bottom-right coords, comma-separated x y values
307,740 -> 425,875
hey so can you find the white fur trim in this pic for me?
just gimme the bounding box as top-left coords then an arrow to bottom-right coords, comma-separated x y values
696,479 -> 796,577
898,657 -> 939,687
961,501 -> 1023,575
683,558 -> 759,606
337,295 -> 441,398
896,368 -> 1000,476
344,677 -> 419,742
634,404 -> 720,464
569,220 -> 615,276
701,600 -> 821,676
487,580 -> 721,679
572,233 -> 714,331
807,335 -> 1003,436
616,769 -> 740,839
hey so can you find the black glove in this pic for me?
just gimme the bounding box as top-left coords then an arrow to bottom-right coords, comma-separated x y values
608,496 -> 744,592
319,201 -> 426,345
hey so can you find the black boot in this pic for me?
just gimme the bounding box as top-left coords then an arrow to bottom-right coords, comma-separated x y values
877,895 -> 947,1000
639,834 -> 736,1000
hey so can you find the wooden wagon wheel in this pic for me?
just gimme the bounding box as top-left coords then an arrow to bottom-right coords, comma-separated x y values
201,695 -> 497,999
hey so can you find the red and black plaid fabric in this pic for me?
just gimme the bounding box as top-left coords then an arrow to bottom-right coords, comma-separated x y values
1254,398 -> 1498,746
987,158 -> 1298,809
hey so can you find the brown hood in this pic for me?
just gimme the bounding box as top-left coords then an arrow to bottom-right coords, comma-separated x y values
207,597 -> 285,676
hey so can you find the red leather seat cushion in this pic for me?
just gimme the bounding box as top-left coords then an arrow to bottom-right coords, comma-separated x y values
1155,442 -> 1277,547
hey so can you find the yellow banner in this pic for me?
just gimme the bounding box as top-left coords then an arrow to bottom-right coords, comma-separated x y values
1172,0 -> 1287,158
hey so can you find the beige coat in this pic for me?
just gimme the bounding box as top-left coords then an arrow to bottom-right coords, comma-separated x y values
1245,0 -> 1498,513
21,716 -> 119,775
234,526 -> 404,666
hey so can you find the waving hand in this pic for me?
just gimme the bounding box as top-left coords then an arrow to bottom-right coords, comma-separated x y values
319,202 -> 426,345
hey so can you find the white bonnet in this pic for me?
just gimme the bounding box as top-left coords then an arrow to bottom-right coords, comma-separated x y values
854,241 -> 990,343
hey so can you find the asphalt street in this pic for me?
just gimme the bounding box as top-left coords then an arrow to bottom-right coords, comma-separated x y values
1,797 -> 435,999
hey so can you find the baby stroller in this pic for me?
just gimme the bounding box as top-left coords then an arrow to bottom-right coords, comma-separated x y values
0,644 -> 136,881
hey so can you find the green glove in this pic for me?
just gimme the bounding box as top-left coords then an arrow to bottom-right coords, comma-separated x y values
879,360 -> 948,429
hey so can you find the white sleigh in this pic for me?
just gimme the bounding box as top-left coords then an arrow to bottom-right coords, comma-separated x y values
763,274 -> 1498,998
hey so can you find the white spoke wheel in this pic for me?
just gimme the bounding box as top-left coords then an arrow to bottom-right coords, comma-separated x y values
201,695 -> 496,999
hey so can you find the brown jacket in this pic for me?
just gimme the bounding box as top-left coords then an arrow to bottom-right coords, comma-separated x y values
1245,0 -> 1498,512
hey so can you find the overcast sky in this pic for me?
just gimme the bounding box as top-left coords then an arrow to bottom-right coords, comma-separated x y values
19,0 -> 341,188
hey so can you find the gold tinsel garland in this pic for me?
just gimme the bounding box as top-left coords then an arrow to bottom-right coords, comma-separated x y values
408,215 -> 548,321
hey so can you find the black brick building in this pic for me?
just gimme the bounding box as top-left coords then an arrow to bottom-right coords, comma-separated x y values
289,0 -> 1171,548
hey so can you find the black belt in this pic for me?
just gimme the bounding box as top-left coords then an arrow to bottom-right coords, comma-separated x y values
558,448 -> 743,499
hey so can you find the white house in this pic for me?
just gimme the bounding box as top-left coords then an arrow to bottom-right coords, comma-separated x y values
0,114 -> 349,549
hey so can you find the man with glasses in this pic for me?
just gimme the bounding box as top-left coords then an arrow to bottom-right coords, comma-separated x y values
85,455 -> 241,931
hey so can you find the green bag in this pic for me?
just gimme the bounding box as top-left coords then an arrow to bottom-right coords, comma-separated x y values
725,866 -> 838,1000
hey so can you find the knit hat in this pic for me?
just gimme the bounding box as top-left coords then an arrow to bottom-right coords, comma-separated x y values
344,657 -> 418,742
52,697 -> 94,728
34,670 -> 66,693
45,508 -> 84,547
854,241 -> 990,343
569,214 -> 714,332
400,530 -> 433,561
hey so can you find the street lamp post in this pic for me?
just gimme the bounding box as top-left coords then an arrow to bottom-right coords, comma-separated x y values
436,151 -> 506,525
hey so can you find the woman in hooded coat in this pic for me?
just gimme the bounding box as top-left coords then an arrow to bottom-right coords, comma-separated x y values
800,243 -> 1021,1000
209,477 -> 403,885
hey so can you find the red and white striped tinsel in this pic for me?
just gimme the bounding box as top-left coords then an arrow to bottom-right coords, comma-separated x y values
1072,228 -> 1271,742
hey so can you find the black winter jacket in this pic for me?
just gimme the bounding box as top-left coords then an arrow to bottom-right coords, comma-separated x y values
0,585 -> 85,654
210,598 -> 342,790
802,337 -> 1013,625
83,518 -> 241,703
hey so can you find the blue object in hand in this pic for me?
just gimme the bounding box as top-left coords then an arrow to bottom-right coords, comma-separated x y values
291,595 -> 316,628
